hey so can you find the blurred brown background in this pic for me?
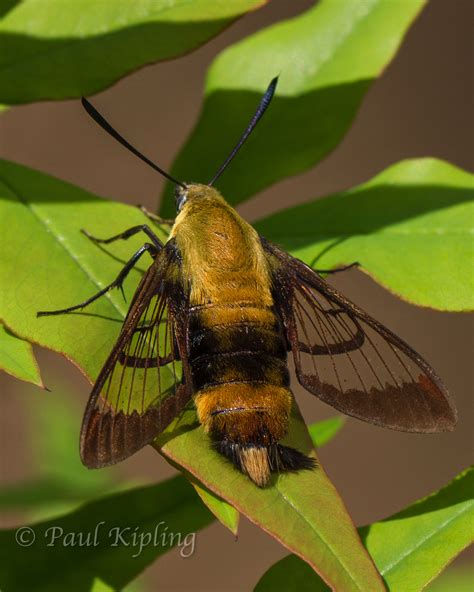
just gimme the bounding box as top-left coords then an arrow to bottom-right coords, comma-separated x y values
1,0 -> 472,590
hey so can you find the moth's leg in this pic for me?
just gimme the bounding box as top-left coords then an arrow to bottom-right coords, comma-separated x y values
137,204 -> 174,227
37,243 -> 157,317
315,262 -> 359,275
81,224 -> 163,249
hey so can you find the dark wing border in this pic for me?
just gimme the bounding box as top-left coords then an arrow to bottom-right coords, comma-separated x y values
263,238 -> 457,433
80,248 -> 192,468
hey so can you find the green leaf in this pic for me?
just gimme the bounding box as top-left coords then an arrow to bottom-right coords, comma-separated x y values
0,323 -> 43,386
0,0 -> 267,104
190,479 -> 239,537
255,467 -> 474,591
155,405 -> 385,591
161,0 -> 426,214
308,416 -> 346,448
164,456 -> 240,536
0,158 -> 168,383
0,160 -> 383,589
0,477 -> 213,592
256,159 -> 474,311
90,580 -> 116,592
255,555 -> 326,592
360,467 -> 474,591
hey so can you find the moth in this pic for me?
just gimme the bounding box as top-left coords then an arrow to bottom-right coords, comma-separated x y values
38,78 -> 457,487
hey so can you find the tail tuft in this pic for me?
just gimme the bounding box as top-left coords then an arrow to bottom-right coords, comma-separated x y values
214,440 -> 316,487
275,444 -> 317,472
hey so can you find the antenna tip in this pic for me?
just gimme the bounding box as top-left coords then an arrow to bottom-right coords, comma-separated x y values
81,97 -> 94,114
265,77 -> 279,100
269,76 -> 279,90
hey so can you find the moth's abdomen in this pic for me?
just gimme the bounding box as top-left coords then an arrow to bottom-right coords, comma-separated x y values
189,304 -> 288,383
189,303 -> 289,394
189,304 -> 313,486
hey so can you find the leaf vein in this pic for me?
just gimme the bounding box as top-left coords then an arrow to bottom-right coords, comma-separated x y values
380,503 -> 473,576
275,484 -> 366,590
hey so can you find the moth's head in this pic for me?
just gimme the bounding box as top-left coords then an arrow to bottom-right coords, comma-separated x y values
174,183 -> 221,212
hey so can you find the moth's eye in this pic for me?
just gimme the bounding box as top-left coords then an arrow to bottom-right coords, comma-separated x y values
175,189 -> 187,212
177,194 -> 187,211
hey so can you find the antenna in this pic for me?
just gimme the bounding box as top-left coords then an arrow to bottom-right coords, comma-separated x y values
81,98 -> 186,189
208,76 -> 278,187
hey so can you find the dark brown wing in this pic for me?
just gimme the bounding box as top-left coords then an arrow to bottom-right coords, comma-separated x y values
263,239 -> 457,433
80,244 -> 192,468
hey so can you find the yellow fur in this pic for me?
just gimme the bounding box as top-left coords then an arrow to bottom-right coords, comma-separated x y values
170,185 -> 273,308
195,383 -> 292,443
197,305 -> 275,328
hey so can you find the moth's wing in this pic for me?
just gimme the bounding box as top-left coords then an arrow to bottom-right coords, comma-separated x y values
80,245 -> 192,468
263,239 -> 457,433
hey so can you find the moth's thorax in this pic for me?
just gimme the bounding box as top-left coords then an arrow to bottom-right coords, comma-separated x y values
169,184 -> 272,306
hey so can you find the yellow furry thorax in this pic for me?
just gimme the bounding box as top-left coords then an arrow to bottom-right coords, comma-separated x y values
169,184 -> 273,307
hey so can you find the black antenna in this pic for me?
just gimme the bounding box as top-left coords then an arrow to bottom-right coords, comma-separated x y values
81,98 -> 186,189
208,76 -> 278,186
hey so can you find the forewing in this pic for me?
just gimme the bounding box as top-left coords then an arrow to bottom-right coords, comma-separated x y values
264,240 -> 457,433
80,247 -> 191,468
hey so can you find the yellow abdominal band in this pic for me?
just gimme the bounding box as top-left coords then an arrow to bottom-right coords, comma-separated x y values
195,383 -> 292,445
